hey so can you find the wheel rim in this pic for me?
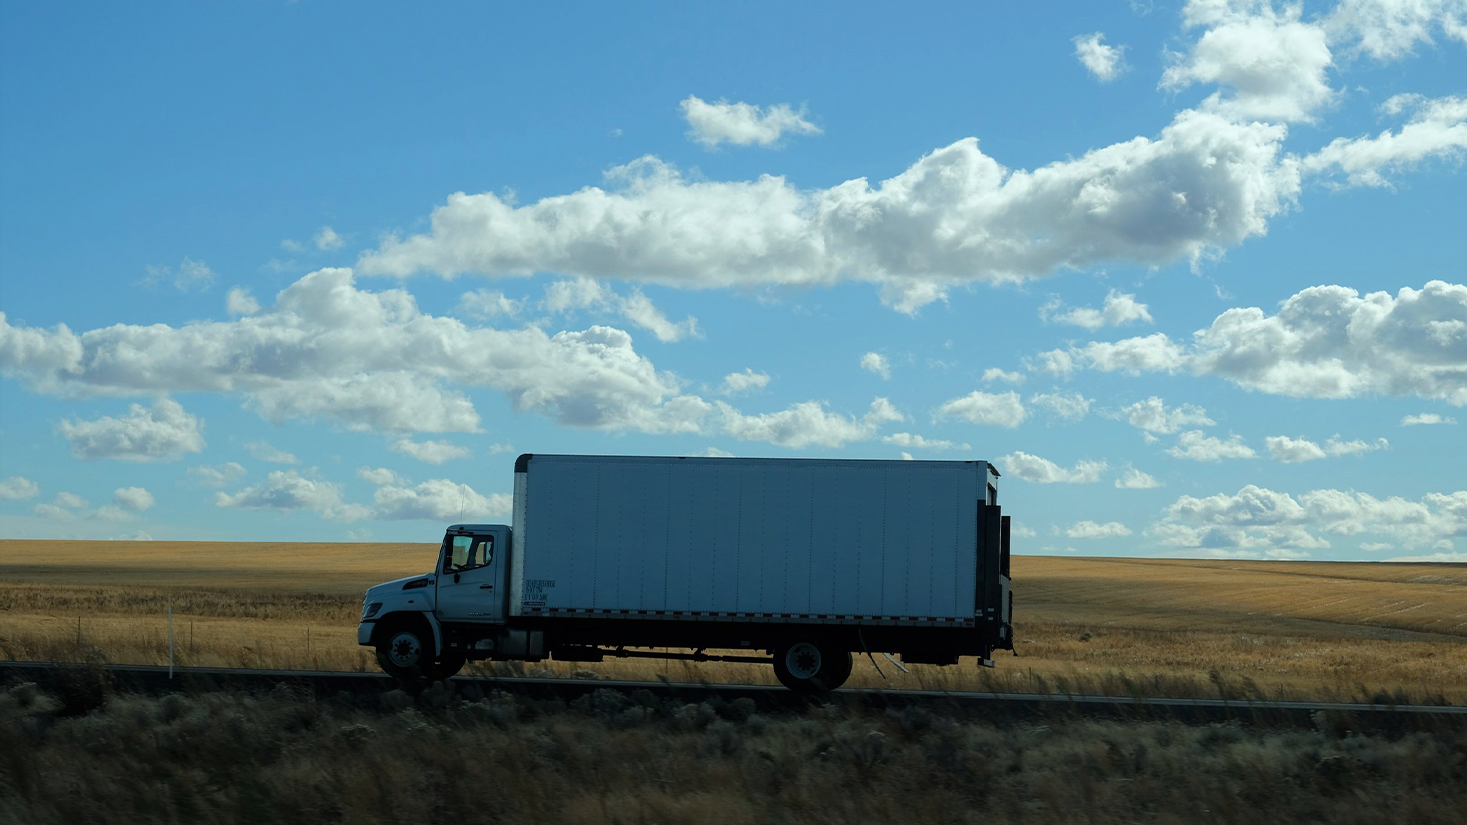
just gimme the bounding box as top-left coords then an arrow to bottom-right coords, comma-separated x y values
784,642 -> 822,680
387,631 -> 422,668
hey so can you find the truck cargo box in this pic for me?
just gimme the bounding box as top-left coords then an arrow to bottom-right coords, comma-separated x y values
510,454 -> 998,627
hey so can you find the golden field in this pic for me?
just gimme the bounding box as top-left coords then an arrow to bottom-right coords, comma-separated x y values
2,539 -> 1464,702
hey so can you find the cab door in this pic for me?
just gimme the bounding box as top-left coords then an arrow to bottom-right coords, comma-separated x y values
435,531 -> 506,623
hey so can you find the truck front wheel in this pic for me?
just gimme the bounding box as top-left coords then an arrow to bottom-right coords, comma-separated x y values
773,641 -> 852,692
375,623 -> 435,680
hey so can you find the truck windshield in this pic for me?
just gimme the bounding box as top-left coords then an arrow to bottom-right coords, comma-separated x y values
444,534 -> 493,573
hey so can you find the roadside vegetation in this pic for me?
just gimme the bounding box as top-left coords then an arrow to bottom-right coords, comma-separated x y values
2,541 -> 1464,703
3,678 -> 1465,825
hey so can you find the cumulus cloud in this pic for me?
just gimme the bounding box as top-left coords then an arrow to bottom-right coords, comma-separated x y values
357,466 -> 400,485
0,476 -> 39,500
1042,290 -> 1154,330
246,441 -> 298,465
188,462 -> 245,488
1402,412 -> 1456,425
215,470 -> 368,522
355,108 -> 1301,314
1302,95 -> 1467,188
112,487 -> 154,511
373,479 -> 512,521
1030,391 -> 1092,422
860,352 -> 891,379
1162,2 -> 1337,123
1051,281 -> 1467,406
999,451 -> 1107,483
982,368 -> 1025,384
57,398 -> 205,462
142,257 -> 216,292
719,397 -> 902,449
1150,484 -> 1467,553
541,278 -> 700,342
936,391 -> 1027,428
1324,0 -> 1467,61
1264,434 -> 1327,463
882,432 -> 971,452
1073,32 -> 1128,82
0,269 -> 719,436
391,438 -> 471,464
1115,467 -> 1163,489
1115,396 -> 1216,433
458,289 -> 524,319
1066,520 -> 1134,539
226,287 -> 260,317
719,368 -> 771,396
1167,430 -> 1256,461
680,95 -> 822,148
315,227 -> 344,251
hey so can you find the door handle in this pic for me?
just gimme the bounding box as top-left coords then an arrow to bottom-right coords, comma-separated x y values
479,584 -> 494,590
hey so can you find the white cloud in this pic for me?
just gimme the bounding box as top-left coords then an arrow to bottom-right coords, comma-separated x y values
1302,95 -> 1467,187
982,368 -> 1025,384
1402,412 -> 1457,425
1053,281 -> 1467,406
357,466 -> 400,485
0,269 -> 716,436
315,226 -> 344,251
719,368 -> 770,396
542,278 -> 700,342
355,109 -> 1301,314
702,447 -> 736,458
680,95 -> 822,148
1115,467 -> 1163,489
999,451 -> 1107,484
143,257 -> 216,292
1324,0 -> 1467,61
1150,484 -> 1467,552
1264,435 -> 1327,463
1073,32 -> 1128,82
188,462 -> 245,488
900,451 -> 914,461
1066,520 -> 1133,539
860,352 -> 891,379
1322,435 -> 1390,456
458,289 -> 524,319
57,398 -> 205,462
882,432 -> 971,452
718,397 -> 902,449
1030,391 -> 1092,422
54,491 -> 86,510
935,391 -> 1027,428
486,442 -> 515,455
246,440 -> 298,465
391,438 -> 471,464
1042,290 -> 1154,330
1388,551 -> 1467,562
373,479 -> 512,521
1010,522 -> 1037,538
1115,396 -> 1216,434
1162,2 -> 1337,123
226,287 -> 260,316
0,476 -> 39,500
112,487 -> 154,511
215,470 -> 368,522
1167,430 -> 1256,461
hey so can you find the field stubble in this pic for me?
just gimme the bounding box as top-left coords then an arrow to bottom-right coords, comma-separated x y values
2,541 -> 1465,703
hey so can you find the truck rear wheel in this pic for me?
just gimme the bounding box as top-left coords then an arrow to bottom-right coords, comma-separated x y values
773,641 -> 852,692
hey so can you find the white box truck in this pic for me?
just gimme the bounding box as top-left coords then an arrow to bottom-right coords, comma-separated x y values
358,453 -> 1014,691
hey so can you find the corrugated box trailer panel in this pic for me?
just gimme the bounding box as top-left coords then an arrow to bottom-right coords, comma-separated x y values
512,455 -> 982,619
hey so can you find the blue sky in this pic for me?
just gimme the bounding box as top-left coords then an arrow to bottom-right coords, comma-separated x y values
1,1 -> 1464,560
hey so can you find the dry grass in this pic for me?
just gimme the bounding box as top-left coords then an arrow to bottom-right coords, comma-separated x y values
3,540 -> 1465,702
3,681 -> 1465,825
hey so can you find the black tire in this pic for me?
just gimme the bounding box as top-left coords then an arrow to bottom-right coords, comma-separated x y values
435,651 -> 467,680
773,641 -> 851,692
375,622 -> 435,680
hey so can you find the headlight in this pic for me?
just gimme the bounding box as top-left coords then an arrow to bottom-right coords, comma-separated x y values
362,602 -> 383,619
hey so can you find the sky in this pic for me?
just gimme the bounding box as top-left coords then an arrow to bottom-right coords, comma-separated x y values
1,1 -> 1464,561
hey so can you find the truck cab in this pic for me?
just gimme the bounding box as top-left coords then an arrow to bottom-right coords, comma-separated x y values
358,523 -> 521,679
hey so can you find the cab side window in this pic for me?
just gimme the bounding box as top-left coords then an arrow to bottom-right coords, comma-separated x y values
445,535 -> 494,573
